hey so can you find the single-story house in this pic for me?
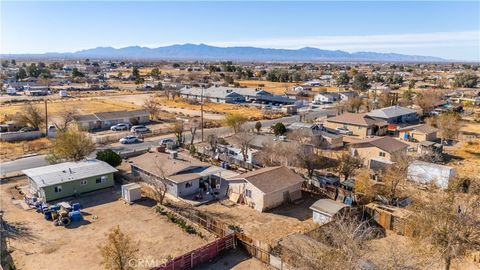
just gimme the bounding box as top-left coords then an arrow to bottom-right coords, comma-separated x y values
129,152 -> 233,201
287,122 -> 343,149
325,113 -> 388,138
310,199 -> 348,224
227,166 -> 304,212
314,93 -> 340,104
22,159 -> 117,202
351,136 -> 409,166
407,161 -> 455,189
74,109 -> 149,131
338,91 -> 358,101
367,105 -> 418,124
25,85 -> 49,96
398,124 -> 438,142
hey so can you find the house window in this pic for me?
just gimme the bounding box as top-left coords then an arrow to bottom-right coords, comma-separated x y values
80,180 -> 87,186
54,185 -> 62,193
96,176 -> 108,183
245,189 -> 252,198
379,151 -> 386,157
185,182 -> 192,188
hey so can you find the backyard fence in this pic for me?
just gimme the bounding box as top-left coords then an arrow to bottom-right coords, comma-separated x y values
153,233 -> 235,270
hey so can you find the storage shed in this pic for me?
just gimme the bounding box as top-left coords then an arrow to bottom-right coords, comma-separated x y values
407,161 -> 455,189
121,183 -> 142,203
309,199 -> 348,224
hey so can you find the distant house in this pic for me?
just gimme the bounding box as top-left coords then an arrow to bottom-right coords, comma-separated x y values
23,159 -> 117,202
367,105 -> 418,124
398,124 -> 438,142
325,113 -> 388,138
310,199 -> 348,224
74,109 -> 149,131
227,166 -> 304,212
287,122 -> 343,149
25,85 -> 49,96
130,152 -> 235,201
351,136 -> 409,166
338,91 -> 358,101
314,93 -> 340,104
180,86 -> 295,105
407,161 -> 455,189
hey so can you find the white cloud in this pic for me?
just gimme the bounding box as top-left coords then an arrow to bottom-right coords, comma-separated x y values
208,31 -> 480,52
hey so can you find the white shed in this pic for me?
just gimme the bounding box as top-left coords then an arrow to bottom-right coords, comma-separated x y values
121,183 -> 142,203
310,199 -> 348,224
407,161 -> 455,189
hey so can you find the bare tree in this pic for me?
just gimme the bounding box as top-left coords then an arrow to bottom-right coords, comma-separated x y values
436,112 -> 461,144
346,96 -> 363,113
142,161 -> 170,205
381,153 -> 411,204
233,132 -> 255,162
47,125 -> 95,163
54,106 -> 76,133
295,145 -> 331,178
21,103 -> 44,129
99,226 -> 139,270
414,90 -> 440,116
188,119 -> 200,147
142,96 -> 161,120
409,193 -> 480,270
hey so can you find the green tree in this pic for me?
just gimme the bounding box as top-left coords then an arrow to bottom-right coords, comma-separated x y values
335,72 -> 350,86
16,67 -> 27,80
408,79 -> 416,90
453,71 -> 478,88
96,149 -> 122,167
352,72 -> 370,91
27,63 -> 41,77
150,67 -> 160,78
132,67 -> 140,80
72,68 -> 85,78
254,121 -> 262,134
271,122 -> 287,136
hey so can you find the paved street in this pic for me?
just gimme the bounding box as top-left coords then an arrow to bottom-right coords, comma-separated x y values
0,107 -> 335,176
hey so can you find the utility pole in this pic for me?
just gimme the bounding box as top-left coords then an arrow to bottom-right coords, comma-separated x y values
200,86 -> 204,141
44,99 -> 48,136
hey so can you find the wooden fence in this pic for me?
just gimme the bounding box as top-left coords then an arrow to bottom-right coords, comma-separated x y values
153,233 -> 235,270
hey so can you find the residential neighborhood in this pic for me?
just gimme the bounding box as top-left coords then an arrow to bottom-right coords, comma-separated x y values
1,1 -> 479,270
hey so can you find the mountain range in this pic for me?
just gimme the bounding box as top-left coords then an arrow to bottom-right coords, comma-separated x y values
2,44 -> 446,62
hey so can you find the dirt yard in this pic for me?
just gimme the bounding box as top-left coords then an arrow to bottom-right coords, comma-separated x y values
195,193 -> 319,245
0,138 -> 51,161
0,178 -> 214,270
0,98 -> 141,123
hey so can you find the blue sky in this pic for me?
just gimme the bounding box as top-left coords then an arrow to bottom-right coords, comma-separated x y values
1,1 -> 479,61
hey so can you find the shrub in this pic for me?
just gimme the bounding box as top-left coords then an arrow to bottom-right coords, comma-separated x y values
96,149 -> 122,167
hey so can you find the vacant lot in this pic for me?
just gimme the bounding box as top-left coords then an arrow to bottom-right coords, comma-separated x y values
0,137 -> 51,161
1,178 -> 214,270
157,97 -> 266,120
0,98 -> 140,123
195,194 -> 319,245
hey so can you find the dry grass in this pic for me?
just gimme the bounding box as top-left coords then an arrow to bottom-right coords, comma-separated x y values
0,137 -> 51,160
156,97 -> 265,120
449,138 -> 480,178
0,99 -> 141,122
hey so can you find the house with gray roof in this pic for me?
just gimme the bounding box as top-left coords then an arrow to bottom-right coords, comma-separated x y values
23,159 -> 117,202
180,86 -> 295,105
74,109 -> 149,131
367,105 -> 418,124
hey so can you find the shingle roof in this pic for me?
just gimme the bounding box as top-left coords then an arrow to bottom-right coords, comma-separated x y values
327,113 -> 387,127
228,166 -> 304,194
22,159 -> 118,188
309,199 -> 347,216
399,124 -> 438,134
367,106 -> 416,119
129,152 -> 210,183
352,136 -> 409,153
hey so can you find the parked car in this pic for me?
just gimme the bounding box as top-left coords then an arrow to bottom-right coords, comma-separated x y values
19,127 -> 39,132
111,123 -> 130,131
335,127 -> 353,135
131,125 -> 150,133
159,138 -> 175,146
119,135 -> 139,144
